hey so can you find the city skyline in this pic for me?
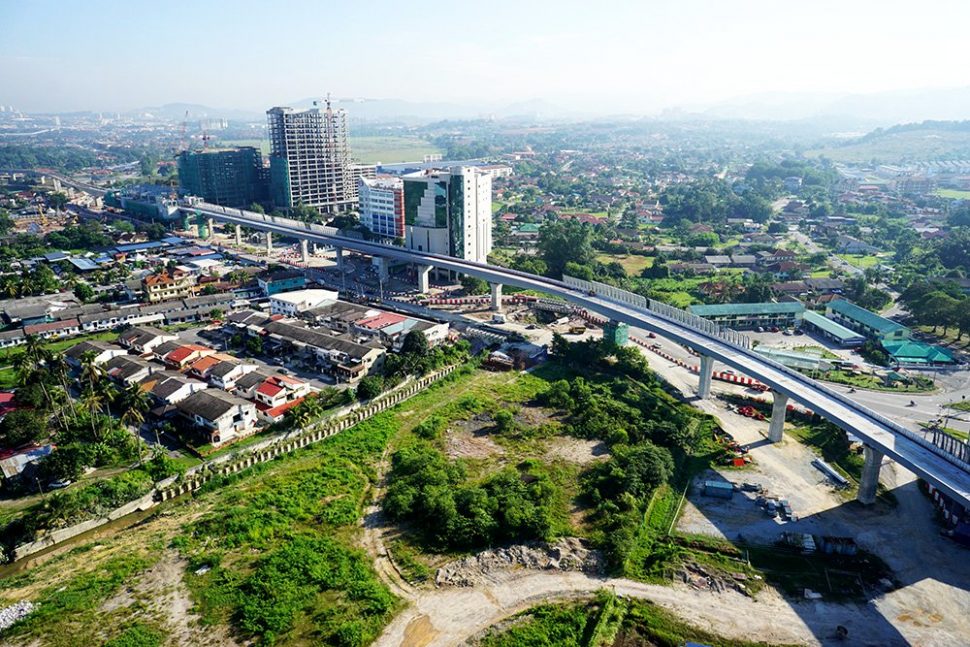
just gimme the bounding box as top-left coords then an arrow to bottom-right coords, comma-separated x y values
3,0 -> 970,118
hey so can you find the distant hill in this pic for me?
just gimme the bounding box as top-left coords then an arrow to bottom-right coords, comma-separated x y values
805,121 -> 970,163
700,86 -> 970,129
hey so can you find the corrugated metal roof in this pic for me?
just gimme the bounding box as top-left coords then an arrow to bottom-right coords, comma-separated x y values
803,311 -> 866,342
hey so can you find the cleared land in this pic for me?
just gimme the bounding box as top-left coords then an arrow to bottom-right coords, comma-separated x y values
595,253 -> 654,276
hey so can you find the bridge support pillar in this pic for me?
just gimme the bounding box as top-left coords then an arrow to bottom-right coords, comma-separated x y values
858,445 -> 883,505
300,239 -> 309,264
490,283 -> 503,311
334,246 -> 343,269
416,264 -> 432,293
768,391 -> 788,443
373,256 -> 390,281
207,218 -> 215,239
265,231 -> 273,254
235,224 -> 242,245
697,355 -> 714,400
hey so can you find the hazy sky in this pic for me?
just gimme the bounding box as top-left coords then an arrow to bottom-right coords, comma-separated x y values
2,0 -> 969,114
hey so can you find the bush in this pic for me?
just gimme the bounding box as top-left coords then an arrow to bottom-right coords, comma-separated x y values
356,376 -> 384,401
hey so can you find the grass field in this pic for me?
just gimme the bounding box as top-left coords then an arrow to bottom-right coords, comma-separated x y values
935,188 -> 970,200
836,253 -> 882,269
217,136 -> 443,164
596,254 -> 654,276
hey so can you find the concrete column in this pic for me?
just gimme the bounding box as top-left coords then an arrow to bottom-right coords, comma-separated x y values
301,239 -> 309,263
490,282 -> 503,311
334,246 -> 343,269
265,231 -> 273,254
207,218 -> 215,239
697,355 -> 714,399
858,445 -> 884,505
235,224 -> 242,245
373,256 -> 389,281
768,391 -> 789,443
416,264 -> 432,293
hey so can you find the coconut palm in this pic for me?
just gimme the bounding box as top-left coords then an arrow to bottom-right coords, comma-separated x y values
120,383 -> 151,428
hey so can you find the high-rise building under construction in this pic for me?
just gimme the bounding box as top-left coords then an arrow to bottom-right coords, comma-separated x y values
266,99 -> 354,213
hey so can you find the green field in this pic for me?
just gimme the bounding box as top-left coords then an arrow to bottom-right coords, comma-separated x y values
217,136 -> 443,165
836,253 -> 882,269
935,188 -> 970,200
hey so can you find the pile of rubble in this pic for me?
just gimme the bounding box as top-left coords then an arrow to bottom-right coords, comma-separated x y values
0,600 -> 35,631
677,562 -> 754,597
435,537 -> 604,587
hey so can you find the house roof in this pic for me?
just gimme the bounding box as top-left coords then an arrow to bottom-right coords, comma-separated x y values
24,318 -> 79,335
827,300 -> 907,335
119,326 -> 172,347
105,355 -> 152,380
882,340 -> 955,364
209,360 -> 245,379
803,311 -> 866,342
235,370 -> 275,390
356,311 -> 407,330
177,389 -> 251,421
165,344 -> 210,364
256,381 -> 284,398
65,340 -> 120,359
263,320 -> 382,360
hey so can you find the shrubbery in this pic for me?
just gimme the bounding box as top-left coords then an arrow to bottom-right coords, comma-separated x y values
384,442 -> 555,550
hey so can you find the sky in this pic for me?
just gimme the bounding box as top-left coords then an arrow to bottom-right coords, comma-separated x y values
2,0 -> 969,115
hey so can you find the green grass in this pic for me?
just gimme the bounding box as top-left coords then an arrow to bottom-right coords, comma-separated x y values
947,400 -> 970,412
805,128 -> 970,163
819,369 -> 934,393
935,188 -> 970,200
0,330 -> 119,387
347,136 -> 442,164
477,591 -> 797,647
836,253 -> 882,269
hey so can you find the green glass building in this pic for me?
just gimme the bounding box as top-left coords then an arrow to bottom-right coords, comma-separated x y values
177,147 -> 269,208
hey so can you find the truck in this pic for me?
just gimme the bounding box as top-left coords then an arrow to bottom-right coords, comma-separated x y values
569,325 -> 587,334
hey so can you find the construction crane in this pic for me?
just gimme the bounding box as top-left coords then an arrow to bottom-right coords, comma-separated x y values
201,130 -> 212,149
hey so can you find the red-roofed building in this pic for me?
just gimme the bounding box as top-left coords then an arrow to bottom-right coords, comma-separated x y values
355,311 -> 407,330
252,374 -> 311,410
164,344 -> 216,370
255,397 -> 306,425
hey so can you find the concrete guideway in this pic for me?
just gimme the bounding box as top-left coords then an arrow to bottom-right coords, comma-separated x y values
185,202 -> 970,507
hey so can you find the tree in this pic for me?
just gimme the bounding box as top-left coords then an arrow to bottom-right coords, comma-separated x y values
401,330 -> 429,357
356,375 -> 384,401
119,383 -> 152,429
493,409 -> 516,434
0,409 -> 46,448
73,282 -> 95,303
460,275 -> 489,295
537,218 -> 595,278
47,192 -> 69,213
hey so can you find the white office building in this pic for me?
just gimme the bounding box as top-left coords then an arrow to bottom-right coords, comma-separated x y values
358,176 -> 404,239
403,167 -> 492,264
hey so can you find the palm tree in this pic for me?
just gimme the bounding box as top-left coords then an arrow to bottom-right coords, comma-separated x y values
45,350 -> 78,422
78,351 -> 105,397
120,383 -> 151,428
